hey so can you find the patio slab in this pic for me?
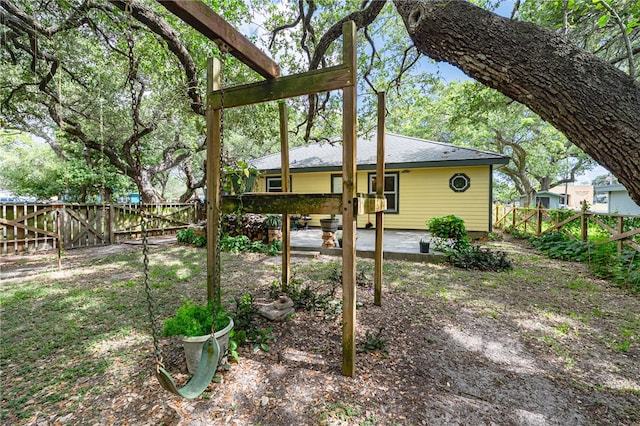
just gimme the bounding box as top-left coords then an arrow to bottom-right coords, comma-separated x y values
289,228 -> 444,262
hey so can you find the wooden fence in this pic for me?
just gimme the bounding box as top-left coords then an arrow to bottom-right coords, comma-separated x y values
493,205 -> 640,254
0,203 -> 198,255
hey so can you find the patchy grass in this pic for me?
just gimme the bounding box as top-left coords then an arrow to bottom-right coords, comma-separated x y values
1,240 -> 638,425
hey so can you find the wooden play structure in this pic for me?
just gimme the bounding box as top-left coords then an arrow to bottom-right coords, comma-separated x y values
159,1 -> 387,377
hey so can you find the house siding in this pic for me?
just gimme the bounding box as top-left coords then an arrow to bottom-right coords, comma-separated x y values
609,191 -> 640,215
257,164 -> 492,232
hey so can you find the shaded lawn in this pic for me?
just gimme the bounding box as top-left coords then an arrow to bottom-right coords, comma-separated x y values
0,240 -> 638,425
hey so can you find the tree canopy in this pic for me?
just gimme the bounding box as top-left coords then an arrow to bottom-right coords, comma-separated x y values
1,0 -> 639,204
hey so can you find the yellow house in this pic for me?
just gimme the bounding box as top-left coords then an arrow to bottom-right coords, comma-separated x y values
250,133 -> 509,234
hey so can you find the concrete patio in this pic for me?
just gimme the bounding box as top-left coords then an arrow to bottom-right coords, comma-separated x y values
289,228 -> 444,262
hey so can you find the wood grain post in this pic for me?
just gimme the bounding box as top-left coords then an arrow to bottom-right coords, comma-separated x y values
56,204 -> 63,270
108,203 -> 115,244
617,216 -> 624,254
536,203 -> 543,236
341,21 -> 357,377
279,101 -> 291,291
206,57 -> 222,307
374,92 -> 385,306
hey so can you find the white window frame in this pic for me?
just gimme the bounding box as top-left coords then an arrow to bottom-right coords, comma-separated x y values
368,172 -> 399,213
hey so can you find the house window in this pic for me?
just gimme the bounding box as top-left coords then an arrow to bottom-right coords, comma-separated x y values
368,172 -> 398,213
331,174 -> 342,194
266,176 -> 292,192
449,173 -> 470,193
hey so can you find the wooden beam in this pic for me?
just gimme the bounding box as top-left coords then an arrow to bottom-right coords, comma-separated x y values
222,193 -> 341,215
206,57 -> 222,306
158,1 -> 279,79
208,65 -> 353,109
374,91 -> 386,306
221,193 -> 384,215
341,20 -> 357,378
279,101 -> 291,291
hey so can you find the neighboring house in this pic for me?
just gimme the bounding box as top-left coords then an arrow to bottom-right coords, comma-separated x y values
594,184 -> 640,215
549,185 -> 594,209
519,191 -> 563,209
249,133 -> 509,234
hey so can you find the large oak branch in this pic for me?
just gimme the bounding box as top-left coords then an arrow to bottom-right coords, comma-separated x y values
394,0 -> 640,204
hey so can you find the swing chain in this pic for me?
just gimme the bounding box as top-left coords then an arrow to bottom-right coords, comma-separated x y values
124,0 -> 163,369
212,45 -> 228,336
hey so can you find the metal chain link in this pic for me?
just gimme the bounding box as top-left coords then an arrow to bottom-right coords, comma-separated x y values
212,46 -> 228,335
125,0 -> 163,369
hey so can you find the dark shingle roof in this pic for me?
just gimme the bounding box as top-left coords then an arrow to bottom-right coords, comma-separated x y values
250,132 -> 509,173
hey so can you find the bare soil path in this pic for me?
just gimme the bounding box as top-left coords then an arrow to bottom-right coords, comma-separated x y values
1,237 -> 638,425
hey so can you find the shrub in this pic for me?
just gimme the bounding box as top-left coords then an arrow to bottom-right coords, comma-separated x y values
176,228 -> 196,244
220,234 -> 281,255
427,215 -> 470,251
264,214 -> 282,229
231,293 -> 274,352
451,246 -> 513,272
529,231 -> 592,262
162,299 -> 230,337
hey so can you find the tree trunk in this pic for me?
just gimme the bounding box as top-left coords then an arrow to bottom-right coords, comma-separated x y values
394,0 -> 640,204
137,170 -> 162,203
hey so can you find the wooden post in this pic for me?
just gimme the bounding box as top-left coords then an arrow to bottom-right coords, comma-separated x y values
206,57 -> 222,307
617,216 -> 624,255
108,203 -> 115,244
341,21 -> 357,377
536,203 -> 543,236
580,202 -> 588,242
279,101 -> 291,291
374,92 -> 385,306
56,205 -> 62,271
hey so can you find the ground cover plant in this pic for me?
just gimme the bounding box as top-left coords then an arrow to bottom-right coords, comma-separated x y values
1,236 -> 638,425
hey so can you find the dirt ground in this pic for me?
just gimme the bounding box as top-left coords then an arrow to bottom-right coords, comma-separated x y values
1,236 -> 638,425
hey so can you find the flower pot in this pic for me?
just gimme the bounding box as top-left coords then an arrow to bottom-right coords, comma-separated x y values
320,218 -> 339,233
181,317 -> 234,374
419,241 -> 430,253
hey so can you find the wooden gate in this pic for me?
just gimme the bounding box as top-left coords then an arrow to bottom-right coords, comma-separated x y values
110,203 -> 197,242
61,204 -> 109,249
1,203 -> 197,254
0,203 -> 61,254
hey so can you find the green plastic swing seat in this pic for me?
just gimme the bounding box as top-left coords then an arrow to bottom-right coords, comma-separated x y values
155,337 -> 220,399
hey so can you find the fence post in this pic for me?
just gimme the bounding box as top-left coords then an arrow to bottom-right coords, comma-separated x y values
108,203 -> 115,244
617,216 -> 624,255
580,202 -> 588,242
55,204 -> 63,270
536,202 -> 543,236
512,206 -> 516,229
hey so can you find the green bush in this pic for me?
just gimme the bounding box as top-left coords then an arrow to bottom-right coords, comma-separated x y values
176,228 -> 196,244
427,215 -> 470,251
529,231 -> 592,261
220,234 -> 281,256
193,235 -> 207,247
451,246 -> 513,272
162,299 -> 230,337
220,234 -> 251,253
232,293 -> 274,352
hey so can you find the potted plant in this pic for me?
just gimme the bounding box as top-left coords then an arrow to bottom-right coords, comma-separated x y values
320,216 -> 339,232
163,299 -> 234,374
264,214 -> 282,243
419,238 -> 430,253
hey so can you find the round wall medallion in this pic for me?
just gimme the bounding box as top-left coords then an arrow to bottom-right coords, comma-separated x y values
449,173 -> 470,192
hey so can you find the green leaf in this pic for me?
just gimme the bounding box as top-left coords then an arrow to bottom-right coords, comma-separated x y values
597,14 -> 610,27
